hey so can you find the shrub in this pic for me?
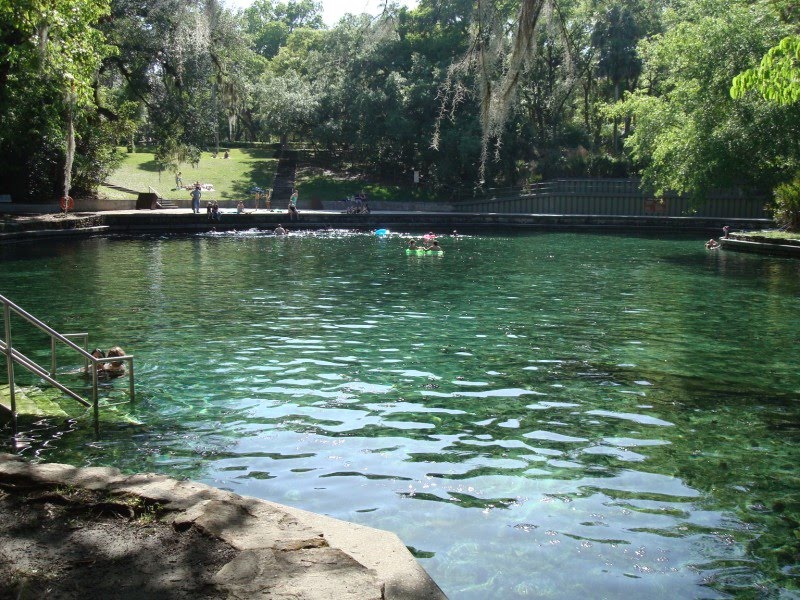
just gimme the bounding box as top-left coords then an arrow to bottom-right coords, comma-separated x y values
771,175 -> 800,231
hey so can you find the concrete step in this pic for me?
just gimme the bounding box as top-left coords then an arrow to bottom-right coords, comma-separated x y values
0,385 -> 69,418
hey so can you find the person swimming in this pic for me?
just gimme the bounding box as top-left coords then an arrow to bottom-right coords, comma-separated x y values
104,346 -> 127,378
85,348 -> 107,378
425,240 -> 443,252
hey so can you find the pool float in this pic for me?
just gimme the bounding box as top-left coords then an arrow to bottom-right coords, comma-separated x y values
375,228 -> 389,236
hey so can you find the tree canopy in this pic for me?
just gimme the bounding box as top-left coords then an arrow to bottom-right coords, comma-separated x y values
2,0 -> 799,204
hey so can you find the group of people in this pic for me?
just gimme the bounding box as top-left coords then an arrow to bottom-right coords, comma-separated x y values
190,187 -> 298,217
253,188 -> 272,210
705,225 -> 731,250
408,237 -> 443,252
344,191 -> 370,214
87,347 -> 127,379
206,201 -> 221,221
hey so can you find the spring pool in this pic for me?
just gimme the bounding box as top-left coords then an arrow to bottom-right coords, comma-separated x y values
2,230 -> 800,598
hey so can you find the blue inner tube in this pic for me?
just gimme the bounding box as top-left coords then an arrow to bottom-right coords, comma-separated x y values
375,229 -> 388,236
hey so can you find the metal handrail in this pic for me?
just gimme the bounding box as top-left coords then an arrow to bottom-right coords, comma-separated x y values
0,340 -> 90,407
0,293 -> 135,430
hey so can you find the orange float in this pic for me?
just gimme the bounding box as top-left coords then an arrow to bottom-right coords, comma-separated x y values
59,196 -> 74,211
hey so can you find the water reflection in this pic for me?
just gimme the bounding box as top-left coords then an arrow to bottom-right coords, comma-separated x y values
1,232 -> 799,598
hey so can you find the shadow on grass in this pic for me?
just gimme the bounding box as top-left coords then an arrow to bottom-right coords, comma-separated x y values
228,159 -> 277,201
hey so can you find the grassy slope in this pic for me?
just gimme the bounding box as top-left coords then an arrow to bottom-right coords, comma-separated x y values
102,147 -> 436,205
295,167 -> 438,204
100,147 -> 278,202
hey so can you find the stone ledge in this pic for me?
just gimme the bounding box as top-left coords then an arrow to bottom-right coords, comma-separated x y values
0,453 -> 447,599
720,237 -> 800,258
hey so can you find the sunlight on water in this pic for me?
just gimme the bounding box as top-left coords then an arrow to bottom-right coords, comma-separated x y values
2,230 -> 800,598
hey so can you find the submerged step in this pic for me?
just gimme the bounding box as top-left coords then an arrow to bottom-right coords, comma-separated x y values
0,385 -> 69,418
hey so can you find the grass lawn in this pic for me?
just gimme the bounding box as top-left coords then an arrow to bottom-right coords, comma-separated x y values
296,166 -> 438,205
101,147 -> 434,205
737,229 -> 800,241
100,147 -> 278,202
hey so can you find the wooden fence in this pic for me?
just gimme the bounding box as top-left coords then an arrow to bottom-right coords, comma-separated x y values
454,179 -> 769,219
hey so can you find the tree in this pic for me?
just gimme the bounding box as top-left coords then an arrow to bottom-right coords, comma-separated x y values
254,69 -> 320,145
618,0 -> 800,198
590,1 -> 646,152
731,35 -> 800,105
0,0 -> 113,201
242,0 -> 322,58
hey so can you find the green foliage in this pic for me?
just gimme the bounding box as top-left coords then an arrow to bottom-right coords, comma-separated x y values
6,0 -> 798,204
255,69 -> 320,138
0,0 -> 114,200
242,0 -> 323,58
618,0 -> 800,198
771,174 -> 800,231
731,36 -> 800,105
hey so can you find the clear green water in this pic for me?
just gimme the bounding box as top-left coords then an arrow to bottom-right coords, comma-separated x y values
2,230 -> 800,598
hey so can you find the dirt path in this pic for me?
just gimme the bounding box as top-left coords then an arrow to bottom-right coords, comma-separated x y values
0,484 -> 236,599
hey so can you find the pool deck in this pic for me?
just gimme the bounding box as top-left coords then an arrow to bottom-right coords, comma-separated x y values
0,207 -> 773,243
720,234 -> 800,257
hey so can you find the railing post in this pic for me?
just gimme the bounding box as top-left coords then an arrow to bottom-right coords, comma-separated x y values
50,336 -> 57,377
92,362 -> 99,429
3,303 -> 17,431
128,359 -> 135,403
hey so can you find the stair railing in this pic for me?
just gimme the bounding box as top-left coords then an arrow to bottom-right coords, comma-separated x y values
1,293 -> 134,430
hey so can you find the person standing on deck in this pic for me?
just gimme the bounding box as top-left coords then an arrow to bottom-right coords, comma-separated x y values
288,189 -> 299,220
190,183 -> 202,214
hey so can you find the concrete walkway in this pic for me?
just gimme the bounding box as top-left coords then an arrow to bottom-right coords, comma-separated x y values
0,453 -> 447,599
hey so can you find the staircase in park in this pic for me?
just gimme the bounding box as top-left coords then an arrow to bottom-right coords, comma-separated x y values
270,149 -> 298,208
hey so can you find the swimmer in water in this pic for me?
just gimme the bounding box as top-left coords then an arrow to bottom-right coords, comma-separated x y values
104,346 -> 127,378
425,240 -> 442,252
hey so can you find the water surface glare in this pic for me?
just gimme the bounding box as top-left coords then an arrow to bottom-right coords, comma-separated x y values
2,230 -> 800,598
